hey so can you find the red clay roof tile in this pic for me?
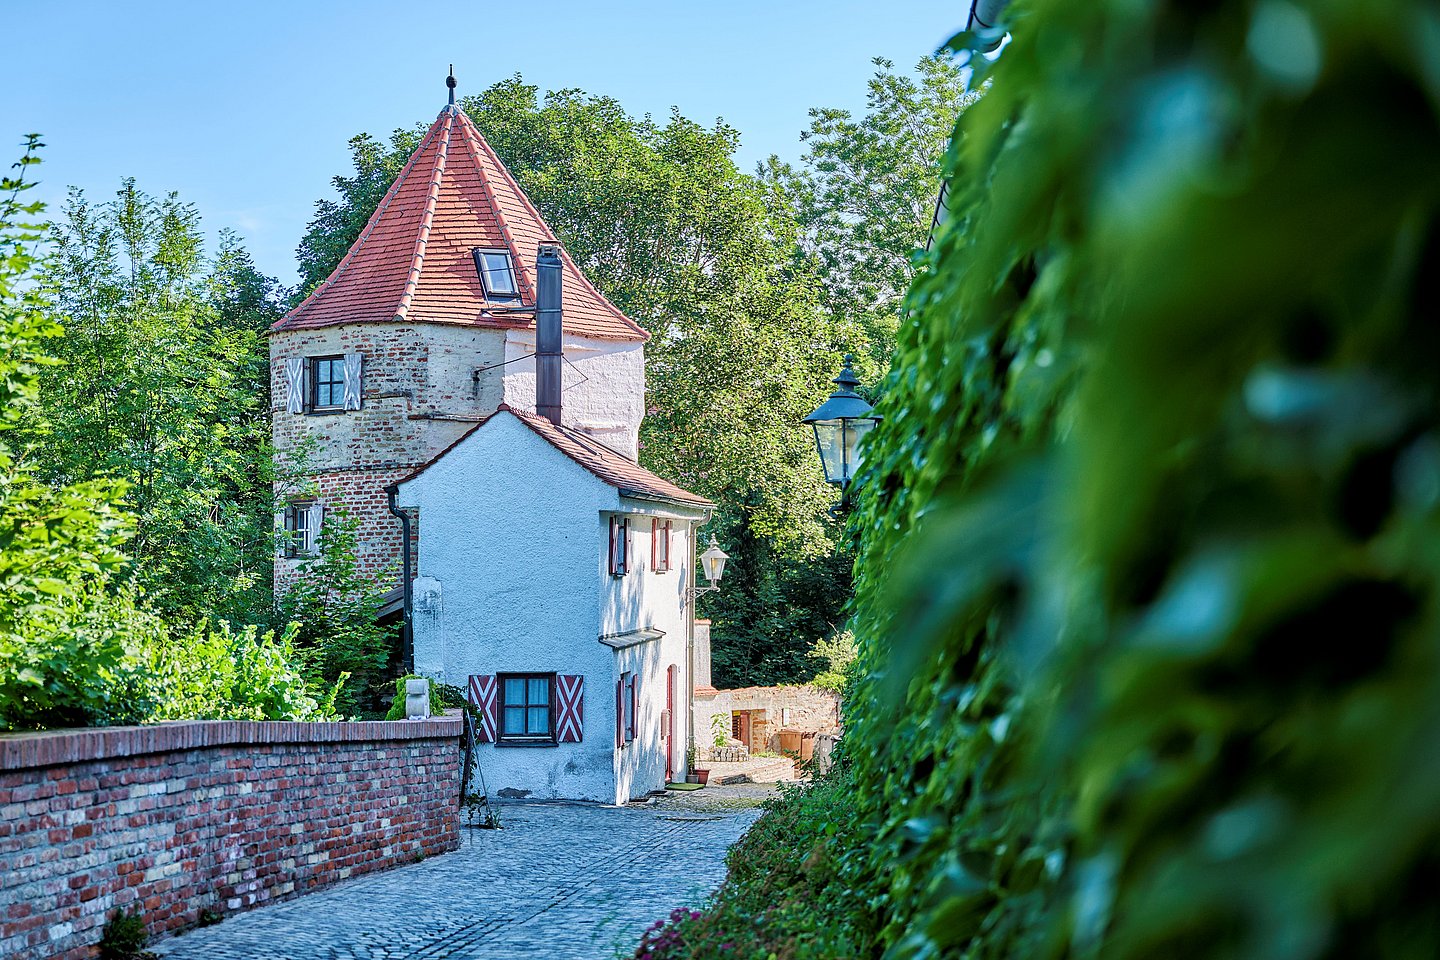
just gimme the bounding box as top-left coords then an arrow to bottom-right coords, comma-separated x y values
273,105 -> 648,343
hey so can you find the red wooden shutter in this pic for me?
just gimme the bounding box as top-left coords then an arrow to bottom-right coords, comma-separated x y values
651,521 -> 658,570
615,678 -> 625,747
628,674 -> 638,742
608,518 -> 617,576
556,675 -> 584,743
469,675 -> 498,743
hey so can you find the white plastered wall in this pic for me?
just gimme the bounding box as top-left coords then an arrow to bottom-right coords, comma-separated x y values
501,331 -> 645,458
397,413 -> 615,802
604,509 -> 702,803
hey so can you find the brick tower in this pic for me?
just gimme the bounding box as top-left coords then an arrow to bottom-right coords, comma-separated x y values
270,77 -> 650,589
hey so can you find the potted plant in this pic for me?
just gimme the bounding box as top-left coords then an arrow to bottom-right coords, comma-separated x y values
686,745 -> 710,785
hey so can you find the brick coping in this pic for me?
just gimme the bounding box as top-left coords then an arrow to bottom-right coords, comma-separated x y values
0,718 -> 462,772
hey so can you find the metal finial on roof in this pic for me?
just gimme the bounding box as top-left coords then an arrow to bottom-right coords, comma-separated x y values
447,65 -> 457,105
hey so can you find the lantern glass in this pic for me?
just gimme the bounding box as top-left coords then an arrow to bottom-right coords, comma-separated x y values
700,538 -> 730,584
845,417 -> 875,477
811,416 -> 875,486
811,419 -> 847,484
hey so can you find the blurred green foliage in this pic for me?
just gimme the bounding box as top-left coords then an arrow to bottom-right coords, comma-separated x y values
655,0 -> 1440,956
836,0 -> 1440,956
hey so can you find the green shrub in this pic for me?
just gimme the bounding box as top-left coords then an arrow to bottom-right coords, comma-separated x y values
98,907 -> 153,960
632,769 -> 867,959
144,620 -> 342,722
274,506 -> 395,717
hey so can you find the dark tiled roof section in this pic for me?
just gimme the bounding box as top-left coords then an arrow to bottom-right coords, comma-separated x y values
274,106 -> 648,343
395,405 -> 713,509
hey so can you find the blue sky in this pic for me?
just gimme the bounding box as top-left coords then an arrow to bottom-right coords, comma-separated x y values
2,1 -> 965,288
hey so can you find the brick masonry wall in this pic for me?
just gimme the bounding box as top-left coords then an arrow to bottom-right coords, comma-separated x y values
271,323 -> 494,587
0,719 -> 461,960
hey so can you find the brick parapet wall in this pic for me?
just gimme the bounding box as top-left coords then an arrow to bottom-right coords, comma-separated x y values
0,719 -> 461,960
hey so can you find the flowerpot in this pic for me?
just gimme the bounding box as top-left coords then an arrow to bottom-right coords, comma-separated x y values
694,769 -> 711,785
686,774 -> 700,784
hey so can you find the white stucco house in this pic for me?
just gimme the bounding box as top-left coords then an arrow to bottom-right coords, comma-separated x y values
394,405 -> 713,803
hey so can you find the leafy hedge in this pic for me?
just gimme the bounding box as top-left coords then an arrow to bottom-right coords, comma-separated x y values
644,0 -> 1440,956
840,0 -> 1440,955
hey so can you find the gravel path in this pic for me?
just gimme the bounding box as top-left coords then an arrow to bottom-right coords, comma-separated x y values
153,786 -> 771,960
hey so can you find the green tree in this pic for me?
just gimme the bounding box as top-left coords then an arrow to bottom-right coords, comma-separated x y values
295,76 -> 855,687
762,56 -> 974,365
0,140 -> 153,730
29,180 -> 283,628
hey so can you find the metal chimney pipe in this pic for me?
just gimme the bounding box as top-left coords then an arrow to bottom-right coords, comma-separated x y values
535,243 -> 563,426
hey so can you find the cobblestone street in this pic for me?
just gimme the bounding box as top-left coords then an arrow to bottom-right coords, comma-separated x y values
154,789 -> 768,960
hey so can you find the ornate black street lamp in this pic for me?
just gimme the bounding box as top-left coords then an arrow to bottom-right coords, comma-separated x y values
803,355 -> 880,515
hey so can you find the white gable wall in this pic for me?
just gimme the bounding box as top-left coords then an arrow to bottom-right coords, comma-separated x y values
397,413 -> 617,801
395,411 -> 706,804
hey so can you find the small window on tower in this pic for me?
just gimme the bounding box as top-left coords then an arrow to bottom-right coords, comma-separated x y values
309,356 -> 345,411
473,248 -> 519,301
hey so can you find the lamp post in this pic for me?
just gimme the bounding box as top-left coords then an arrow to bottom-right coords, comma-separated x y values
803,355 -> 880,516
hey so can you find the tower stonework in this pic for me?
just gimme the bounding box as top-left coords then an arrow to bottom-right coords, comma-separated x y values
270,99 -> 649,589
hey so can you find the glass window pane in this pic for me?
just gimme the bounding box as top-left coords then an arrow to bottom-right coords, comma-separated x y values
527,706 -> 549,734
482,253 -> 516,294
503,678 -> 525,706
528,678 -> 548,704
503,706 -> 525,734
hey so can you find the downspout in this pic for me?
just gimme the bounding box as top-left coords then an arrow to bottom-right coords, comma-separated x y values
687,519 -> 697,770
686,511 -> 711,771
386,485 -> 414,675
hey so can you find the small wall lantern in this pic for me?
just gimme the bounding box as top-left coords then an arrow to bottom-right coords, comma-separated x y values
802,355 -> 880,514
691,536 -> 730,599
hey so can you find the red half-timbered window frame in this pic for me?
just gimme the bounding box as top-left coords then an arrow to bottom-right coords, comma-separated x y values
608,516 -> 629,576
651,519 -> 673,573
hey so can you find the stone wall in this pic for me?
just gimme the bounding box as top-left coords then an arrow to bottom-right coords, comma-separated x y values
0,719 -> 461,960
694,685 -> 841,758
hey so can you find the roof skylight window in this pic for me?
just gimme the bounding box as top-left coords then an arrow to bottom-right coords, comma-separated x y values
474,248 -> 520,301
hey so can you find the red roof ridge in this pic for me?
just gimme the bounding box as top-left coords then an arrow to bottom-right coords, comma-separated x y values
394,109 -> 455,322
395,405 -> 712,509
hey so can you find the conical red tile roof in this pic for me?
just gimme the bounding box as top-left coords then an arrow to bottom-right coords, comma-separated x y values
273,105 -> 648,342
